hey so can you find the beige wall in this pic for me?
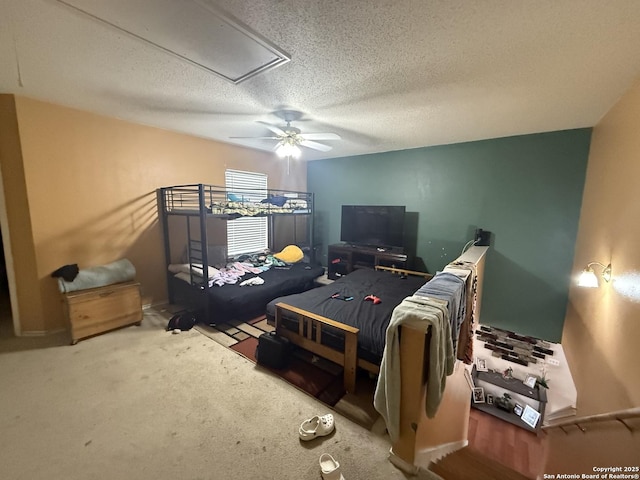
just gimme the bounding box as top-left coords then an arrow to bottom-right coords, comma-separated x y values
544,79 -> 640,472
1,95 -> 306,333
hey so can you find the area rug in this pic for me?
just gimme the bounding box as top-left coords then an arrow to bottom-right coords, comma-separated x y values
230,335 -> 346,406
196,316 -> 345,405
195,316 -> 381,430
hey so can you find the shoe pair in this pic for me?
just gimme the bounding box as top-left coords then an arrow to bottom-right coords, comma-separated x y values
319,453 -> 345,480
299,413 -> 335,441
299,415 -> 344,479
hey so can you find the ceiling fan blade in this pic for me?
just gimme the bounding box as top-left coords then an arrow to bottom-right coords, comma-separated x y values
300,140 -> 333,152
298,133 -> 341,141
229,136 -> 280,139
257,121 -> 286,136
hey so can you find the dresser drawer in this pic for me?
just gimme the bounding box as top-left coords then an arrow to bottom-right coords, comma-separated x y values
63,281 -> 142,344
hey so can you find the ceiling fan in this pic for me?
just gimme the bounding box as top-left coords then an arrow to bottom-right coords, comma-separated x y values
231,121 -> 341,158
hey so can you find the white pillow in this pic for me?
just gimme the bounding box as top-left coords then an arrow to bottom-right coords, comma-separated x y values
168,263 -> 219,279
174,272 -> 194,284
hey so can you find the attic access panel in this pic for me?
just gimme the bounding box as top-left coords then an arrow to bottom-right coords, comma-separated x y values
56,0 -> 290,83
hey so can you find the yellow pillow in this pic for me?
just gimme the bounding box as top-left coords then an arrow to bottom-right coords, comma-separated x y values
274,245 -> 304,264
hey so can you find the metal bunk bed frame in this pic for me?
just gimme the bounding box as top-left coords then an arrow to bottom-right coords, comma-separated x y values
159,183 -> 315,321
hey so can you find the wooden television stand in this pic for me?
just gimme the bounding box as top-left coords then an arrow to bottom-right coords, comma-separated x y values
327,243 -> 408,280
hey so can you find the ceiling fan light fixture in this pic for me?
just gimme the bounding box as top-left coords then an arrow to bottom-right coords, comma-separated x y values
276,142 -> 301,159
235,119 -> 338,158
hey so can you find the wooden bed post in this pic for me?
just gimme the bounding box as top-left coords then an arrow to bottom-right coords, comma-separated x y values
343,331 -> 357,393
390,325 -> 428,468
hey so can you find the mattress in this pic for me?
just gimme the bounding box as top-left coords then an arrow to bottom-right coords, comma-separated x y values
266,268 -> 429,364
205,262 -> 324,323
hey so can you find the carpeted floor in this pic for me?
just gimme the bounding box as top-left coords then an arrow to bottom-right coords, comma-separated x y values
1,306 -> 439,480
195,316 -> 382,431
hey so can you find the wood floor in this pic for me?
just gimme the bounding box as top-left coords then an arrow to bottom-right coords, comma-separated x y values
431,408 -> 548,480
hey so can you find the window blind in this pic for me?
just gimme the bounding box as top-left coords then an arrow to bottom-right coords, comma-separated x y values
225,169 -> 268,256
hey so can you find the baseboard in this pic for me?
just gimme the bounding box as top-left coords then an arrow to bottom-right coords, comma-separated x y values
414,439 -> 468,466
144,301 -> 191,315
143,300 -> 168,310
388,447 -> 420,475
388,447 -> 445,479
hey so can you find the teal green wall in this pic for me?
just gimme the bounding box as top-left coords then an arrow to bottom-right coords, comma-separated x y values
308,129 -> 591,342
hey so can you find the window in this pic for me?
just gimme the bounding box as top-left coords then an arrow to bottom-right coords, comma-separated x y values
225,169 -> 268,256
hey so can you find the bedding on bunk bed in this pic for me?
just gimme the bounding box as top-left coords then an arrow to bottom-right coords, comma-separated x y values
209,197 -> 310,216
161,184 -> 312,217
265,268 -> 429,364
169,261 -> 324,324
206,262 -> 324,323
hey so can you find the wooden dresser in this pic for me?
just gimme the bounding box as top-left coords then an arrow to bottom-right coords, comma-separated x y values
62,281 -> 143,344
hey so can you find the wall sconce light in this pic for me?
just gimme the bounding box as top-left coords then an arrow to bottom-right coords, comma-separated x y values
578,262 -> 612,288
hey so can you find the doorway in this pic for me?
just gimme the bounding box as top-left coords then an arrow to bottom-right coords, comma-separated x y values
0,227 -> 13,338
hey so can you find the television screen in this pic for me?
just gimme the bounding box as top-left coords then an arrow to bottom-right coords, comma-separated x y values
340,205 -> 406,249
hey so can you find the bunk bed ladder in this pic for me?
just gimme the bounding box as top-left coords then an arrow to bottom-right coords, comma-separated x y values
187,184 -> 211,321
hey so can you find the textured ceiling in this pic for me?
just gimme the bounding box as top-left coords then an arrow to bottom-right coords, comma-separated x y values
2,0 -> 640,161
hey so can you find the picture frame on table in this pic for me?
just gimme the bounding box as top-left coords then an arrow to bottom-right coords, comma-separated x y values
472,387 -> 485,404
486,394 -> 494,405
521,405 -> 541,428
475,357 -> 488,372
523,374 -> 538,389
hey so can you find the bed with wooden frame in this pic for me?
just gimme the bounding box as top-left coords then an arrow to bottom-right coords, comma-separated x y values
270,247 -> 488,474
266,266 -> 433,392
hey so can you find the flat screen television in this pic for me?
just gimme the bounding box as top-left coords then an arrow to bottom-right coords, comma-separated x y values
340,205 -> 406,249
